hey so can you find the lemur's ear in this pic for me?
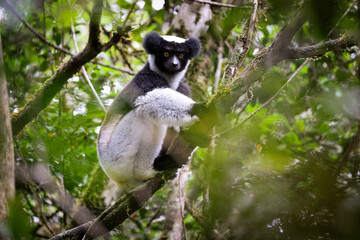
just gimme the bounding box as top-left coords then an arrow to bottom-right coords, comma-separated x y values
143,31 -> 162,54
185,37 -> 201,59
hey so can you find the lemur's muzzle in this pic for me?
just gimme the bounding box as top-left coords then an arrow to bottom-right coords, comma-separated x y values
167,56 -> 181,71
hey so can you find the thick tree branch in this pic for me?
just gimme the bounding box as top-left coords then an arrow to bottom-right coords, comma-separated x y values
213,11 -> 357,117
9,0 -> 124,136
286,34 -> 359,59
269,10 -> 308,61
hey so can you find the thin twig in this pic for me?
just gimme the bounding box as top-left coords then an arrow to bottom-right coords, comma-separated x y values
193,0 -> 238,8
123,1 -> 137,26
93,61 -> 134,75
101,26 -> 134,71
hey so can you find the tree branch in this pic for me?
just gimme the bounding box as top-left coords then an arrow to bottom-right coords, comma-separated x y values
9,0 -> 122,136
193,0 -> 238,8
2,0 -> 134,74
286,34 -> 359,59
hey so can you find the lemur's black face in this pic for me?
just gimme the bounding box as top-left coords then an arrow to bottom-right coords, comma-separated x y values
143,32 -> 201,75
154,43 -> 189,74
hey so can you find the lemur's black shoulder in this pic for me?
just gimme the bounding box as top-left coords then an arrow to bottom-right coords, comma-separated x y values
135,63 -> 191,97
134,63 -> 169,93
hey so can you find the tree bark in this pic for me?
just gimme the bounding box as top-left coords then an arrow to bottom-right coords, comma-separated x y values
0,32 -> 15,222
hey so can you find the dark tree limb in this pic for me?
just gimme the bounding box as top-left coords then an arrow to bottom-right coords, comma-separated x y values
287,34 -> 359,59
9,0 -> 128,136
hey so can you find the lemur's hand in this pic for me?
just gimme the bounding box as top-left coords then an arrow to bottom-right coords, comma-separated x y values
181,102 -> 220,148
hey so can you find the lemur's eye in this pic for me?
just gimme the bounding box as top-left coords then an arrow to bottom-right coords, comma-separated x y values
179,54 -> 184,59
164,52 -> 169,57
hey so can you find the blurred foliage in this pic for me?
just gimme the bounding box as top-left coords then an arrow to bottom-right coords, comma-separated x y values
1,0 -> 360,239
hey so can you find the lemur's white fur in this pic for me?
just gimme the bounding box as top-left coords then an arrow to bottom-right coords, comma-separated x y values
162,35 -> 186,43
148,54 -> 190,90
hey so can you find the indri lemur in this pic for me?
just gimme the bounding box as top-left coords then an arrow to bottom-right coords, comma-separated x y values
97,32 -> 201,191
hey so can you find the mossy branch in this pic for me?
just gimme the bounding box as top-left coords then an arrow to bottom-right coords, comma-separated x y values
286,34 -> 359,59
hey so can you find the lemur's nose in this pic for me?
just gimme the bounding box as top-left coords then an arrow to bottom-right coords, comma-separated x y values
171,56 -> 180,68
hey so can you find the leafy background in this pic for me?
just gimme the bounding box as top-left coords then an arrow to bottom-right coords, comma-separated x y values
1,0 -> 360,239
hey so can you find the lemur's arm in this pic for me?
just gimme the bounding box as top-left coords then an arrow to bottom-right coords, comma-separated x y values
134,88 -> 198,127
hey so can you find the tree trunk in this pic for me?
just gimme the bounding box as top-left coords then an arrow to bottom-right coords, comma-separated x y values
0,33 -> 15,221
